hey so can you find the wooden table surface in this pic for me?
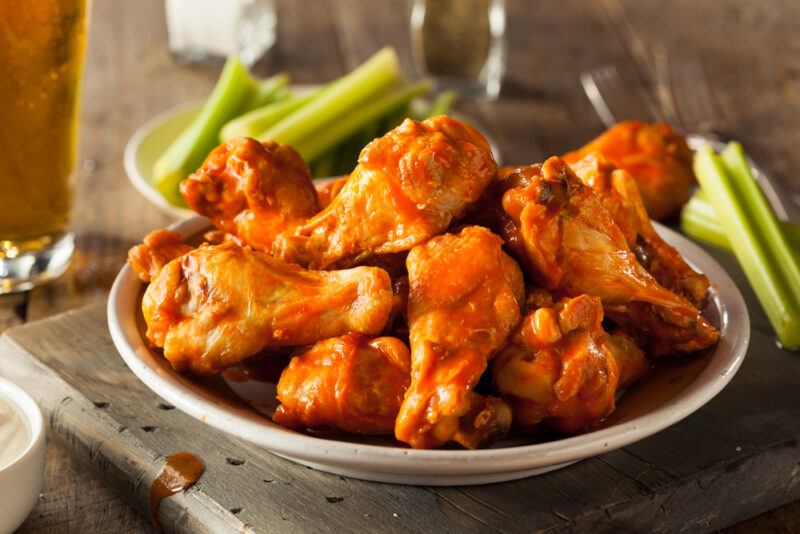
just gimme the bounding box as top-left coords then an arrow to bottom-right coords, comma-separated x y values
3,0 -> 799,531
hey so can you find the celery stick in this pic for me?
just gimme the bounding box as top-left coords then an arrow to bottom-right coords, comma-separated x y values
260,47 -> 401,148
680,197 -> 736,251
220,90 -> 319,142
292,81 -> 430,162
681,191 -> 800,256
247,74 -> 290,109
154,57 -> 266,206
424,90 -> 456,118
694,144 -> 800,349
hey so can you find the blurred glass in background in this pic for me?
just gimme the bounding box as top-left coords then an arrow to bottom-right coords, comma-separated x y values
0,0 -> 90,293
165,0 -> 276,67
410,0 -> 506,99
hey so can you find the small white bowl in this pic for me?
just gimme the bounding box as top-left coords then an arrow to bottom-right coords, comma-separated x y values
0,377 -> 45,533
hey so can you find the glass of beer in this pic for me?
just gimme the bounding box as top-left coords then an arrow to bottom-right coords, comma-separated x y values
0,0 -> 89,293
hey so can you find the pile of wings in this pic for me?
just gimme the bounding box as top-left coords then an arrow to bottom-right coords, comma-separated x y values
129,116 -> 719,450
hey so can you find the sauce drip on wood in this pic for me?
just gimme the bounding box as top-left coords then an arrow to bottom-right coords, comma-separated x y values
149,451 -> 205,531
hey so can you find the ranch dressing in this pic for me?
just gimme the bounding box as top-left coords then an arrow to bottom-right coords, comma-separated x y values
0,395 -> 30,470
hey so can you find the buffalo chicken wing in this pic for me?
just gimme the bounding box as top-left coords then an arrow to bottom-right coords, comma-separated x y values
180,138 -> 319,251
274,116 -> 498,269
569,153 -> 710,306
498,157 -> 719,355
143,242 -> 393,374
274,333 -> 411,434
563,121 -> 695,220
493,294 -> 647,433
395,226 -> 523,449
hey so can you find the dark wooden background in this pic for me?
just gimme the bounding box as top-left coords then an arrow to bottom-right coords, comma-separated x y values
3,0 -> 799,531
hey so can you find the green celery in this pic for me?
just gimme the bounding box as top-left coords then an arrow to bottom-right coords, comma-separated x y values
219,90 -> 319,142
424,90 -> 456,118
681,190 -> 800,257
153,58 -> 287,206
248,74 -> 291,109
292,81 -> 430,162
693,143 -> 800,349
259,47 -> 402,149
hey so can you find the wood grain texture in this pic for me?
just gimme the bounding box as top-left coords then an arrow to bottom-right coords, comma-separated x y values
2,0 -> 798,530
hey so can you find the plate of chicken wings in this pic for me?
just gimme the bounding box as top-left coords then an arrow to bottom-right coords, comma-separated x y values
109,116 -> 749,485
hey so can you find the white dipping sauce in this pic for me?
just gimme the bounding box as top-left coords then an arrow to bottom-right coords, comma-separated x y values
0,395 -> 31,470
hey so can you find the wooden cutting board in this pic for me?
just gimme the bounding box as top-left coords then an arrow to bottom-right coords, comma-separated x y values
0,245 -> 799,533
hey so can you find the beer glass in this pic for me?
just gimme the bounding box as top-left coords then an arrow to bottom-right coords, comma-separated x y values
0,0 -> 89,293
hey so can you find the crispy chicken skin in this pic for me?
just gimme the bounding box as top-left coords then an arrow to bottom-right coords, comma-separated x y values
180,137 -> 318,251
273,333 -> 411,435
128,229 -> 192,282
275,116 -> 498,269
498,157 -> 719,355
562,121 -> 695,220
493,294 -> 647,433
142,242 -> 394,375
569,153 -> 710,306
395,226 -> 523,449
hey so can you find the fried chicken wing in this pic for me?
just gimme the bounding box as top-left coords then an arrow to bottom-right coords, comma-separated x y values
498,157 -> 719,355
273,333 -> 411,435
570,153 -> 710,306
494,294 -> 648,433
143,242 -> 394,375
563,121 -> 695,220
179,137 -> 318,251
127,229 -> 192,282
275,116 -> 498,269
395,226 -> 523,449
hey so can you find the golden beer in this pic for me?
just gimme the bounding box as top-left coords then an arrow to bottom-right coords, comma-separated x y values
0,0 -> 89,290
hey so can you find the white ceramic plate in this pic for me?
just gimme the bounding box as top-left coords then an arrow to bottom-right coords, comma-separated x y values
108,216 -> 749,485
123,86 -> 502,219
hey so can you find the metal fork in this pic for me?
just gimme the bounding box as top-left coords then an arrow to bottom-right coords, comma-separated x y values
580,64 -> 662,129
652,49 -> 800,223
581,59 -> 800,223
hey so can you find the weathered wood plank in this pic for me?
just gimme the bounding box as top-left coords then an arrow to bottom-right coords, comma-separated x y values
16,441 -> 148,534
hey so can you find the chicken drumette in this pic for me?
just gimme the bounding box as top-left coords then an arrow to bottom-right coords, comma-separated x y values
275,116 -> 498,269
395,226 -> 523,449
143,242 -> 394,375
179,137 -> 319,252
497,157 -> 719,355
563,121 -> 695,220
493,294 -> 647,433
273,333 -> 411,435
569,153 -> 710,306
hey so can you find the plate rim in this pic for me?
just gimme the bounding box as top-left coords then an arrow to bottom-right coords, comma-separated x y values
108,216 -> 750,478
